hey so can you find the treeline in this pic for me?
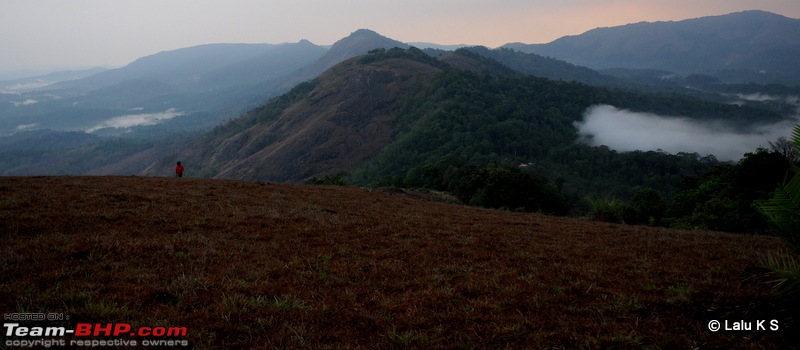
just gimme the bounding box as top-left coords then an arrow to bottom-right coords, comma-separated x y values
350,65 -> 766,197
0,131 -> 159,175
333,53 -> 795,233
340,146 -> 794,233
666,148 -> 795,233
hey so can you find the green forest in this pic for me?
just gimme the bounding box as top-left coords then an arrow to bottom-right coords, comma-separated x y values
317,48 -> 799,234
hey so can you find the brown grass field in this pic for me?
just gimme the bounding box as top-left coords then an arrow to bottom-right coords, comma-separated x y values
1,176 -> 797,349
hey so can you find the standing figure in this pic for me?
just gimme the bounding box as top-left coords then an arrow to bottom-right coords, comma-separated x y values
175,161 -> 185,178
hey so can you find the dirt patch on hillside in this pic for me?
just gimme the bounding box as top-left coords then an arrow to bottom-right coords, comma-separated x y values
1,176 -> 796,348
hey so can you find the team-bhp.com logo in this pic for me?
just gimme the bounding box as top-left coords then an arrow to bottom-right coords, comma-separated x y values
4,322 -> 189,347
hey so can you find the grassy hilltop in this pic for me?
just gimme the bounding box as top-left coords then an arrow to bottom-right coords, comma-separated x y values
1,176 -> 797,348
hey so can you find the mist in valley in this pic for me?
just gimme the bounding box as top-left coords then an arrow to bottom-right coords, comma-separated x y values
575,104 -> 798,161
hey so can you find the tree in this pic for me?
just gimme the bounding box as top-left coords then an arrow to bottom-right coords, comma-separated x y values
770,136 -> 799,164
452,166 -> 569,215
665,148 -> 791,233
760,125 -> 800,251
759,124 -> 800,295
632,187 -> 666,225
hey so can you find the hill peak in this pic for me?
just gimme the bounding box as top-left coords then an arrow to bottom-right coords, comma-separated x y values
724,9 -> 794,20
276,29 -> 409,89
329,29 -> 409,55
350,28 -> 383,37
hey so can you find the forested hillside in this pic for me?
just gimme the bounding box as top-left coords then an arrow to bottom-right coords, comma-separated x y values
163,47 -> 795,229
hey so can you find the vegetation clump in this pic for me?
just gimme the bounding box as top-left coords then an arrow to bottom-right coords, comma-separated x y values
759,124 -> 800,296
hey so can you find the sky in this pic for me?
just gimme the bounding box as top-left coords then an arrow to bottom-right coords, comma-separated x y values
1,0 -> 799,78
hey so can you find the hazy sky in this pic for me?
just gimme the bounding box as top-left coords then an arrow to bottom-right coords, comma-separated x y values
1,0 -> 799,77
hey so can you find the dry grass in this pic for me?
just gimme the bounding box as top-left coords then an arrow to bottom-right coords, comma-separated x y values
0,176 -> 797,348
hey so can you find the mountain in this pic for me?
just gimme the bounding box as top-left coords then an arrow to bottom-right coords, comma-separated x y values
198,40 -> 327,89
3,26 -> 795,183
6,14 -> 796,138
0,30 -> 426,176
0,31 -> 410,136
157,47 -> 781,211
57,43 -> 275,90
0,41 -> 328,135
278,29 -> 410,89
461,46 -> 618,86
63,41 -> 328,92
163,48 -> 442,180
503,10 -> 800,84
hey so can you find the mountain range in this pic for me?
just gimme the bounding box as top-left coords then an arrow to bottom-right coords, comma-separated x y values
0,30 -> 416,136
1,11 -> 798,188
3,11 -> 799,135
504,10 -> 800,84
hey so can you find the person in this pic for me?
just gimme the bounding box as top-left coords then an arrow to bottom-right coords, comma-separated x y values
175,161 -> 185,178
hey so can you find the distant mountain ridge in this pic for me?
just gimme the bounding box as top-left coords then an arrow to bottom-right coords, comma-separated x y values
277,29 -> 410,89
0,41 -> 329,135
0,29 -> 415,135
152,45 -> 780,189
0,67 -> 107,93
503,10 -> 800,84
59,43 -> 276,90
5,11 -> 797,136
3,13 -> 799,178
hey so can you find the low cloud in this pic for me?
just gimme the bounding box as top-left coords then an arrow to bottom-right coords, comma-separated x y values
0,81 -> 55,94
10,99 -> 38,107
15,123 -> 38,131
734,94 -> 800,109
736,93 -> 781,102
86,108 -> 184,133
575,105 -> 797,161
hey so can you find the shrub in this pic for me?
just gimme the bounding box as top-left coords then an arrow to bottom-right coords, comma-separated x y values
453,166 -> 569,215
305,172 -> 350,186
586,196 -> 636,224
759,251 -> 800,296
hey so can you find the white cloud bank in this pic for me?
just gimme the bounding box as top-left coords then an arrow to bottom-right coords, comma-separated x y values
575,105 -> 797,161
86,108 -> 184,133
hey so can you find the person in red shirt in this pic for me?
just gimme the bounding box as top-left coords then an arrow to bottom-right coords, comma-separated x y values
175,161 -> 185,178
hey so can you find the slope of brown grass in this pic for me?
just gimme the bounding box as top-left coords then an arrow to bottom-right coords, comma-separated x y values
0,176 -> 796,348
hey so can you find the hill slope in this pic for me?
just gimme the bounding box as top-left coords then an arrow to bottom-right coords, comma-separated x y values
167,48 -> 444,181
164,47 -> 781,207
504,10 -> 800,83
0,176 -> 795,348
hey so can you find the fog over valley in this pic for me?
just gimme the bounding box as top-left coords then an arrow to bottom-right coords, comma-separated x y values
575,104 -> 798,161
84,108 -> 184,133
